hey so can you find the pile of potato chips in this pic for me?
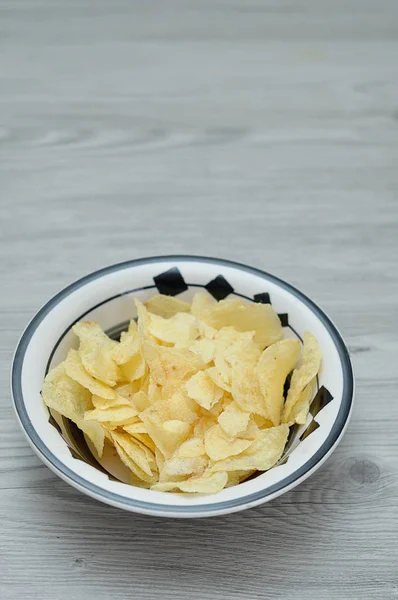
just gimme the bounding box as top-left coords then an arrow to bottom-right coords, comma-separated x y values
42,293 -> 321,494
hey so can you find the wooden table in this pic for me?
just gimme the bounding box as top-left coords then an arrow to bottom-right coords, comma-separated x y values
1,1 -> 397,598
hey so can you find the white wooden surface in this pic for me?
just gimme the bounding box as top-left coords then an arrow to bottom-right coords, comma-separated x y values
1,1 -> 398,598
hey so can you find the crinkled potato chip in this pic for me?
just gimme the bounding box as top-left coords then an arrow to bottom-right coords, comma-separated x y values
43,292 -> 321,494
129,390 -> 150,413
139,400 -> 195,458
79,420 -> 105,458
145,294 -> 191,318
190,292 -> 216,320
110,431 -> 156,477
282,332 -> 321,424
84,405 -> 138,425
149,312 -> 200,345
186,370 -> 224,411
283,379 -> 316,426
193,414 -> 218,438
112,320 -> 139,365
174,436 -> 206,458
218,401 -> 250,437
143,341 -> 204,387
64,349 -> 117,401
204,424 -> 252,461
73,321 -> 122,386
188,338 -> 216,364
252,414 -> 274,429
202,299 -> 283,348
121,351 -> 146,383
152,471 -> 228,494
206,366 -> 232,393
91,393 -> 131,410
163,419 -> 192,437
123,422 -> 148,435
116,380 -> 143,398
42,363 -> 105,457
111,434 -> 157,484
211,424 -> 289,472
257,339 -> 301,426
42,363 -> 92,422
160,455 -> 208,481
231,363 -> 268,418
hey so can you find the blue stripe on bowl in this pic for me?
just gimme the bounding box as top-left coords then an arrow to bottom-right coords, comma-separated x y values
11,255 -> 354,515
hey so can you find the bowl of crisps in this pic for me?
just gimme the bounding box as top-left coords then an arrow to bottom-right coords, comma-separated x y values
11,256 -> 353,517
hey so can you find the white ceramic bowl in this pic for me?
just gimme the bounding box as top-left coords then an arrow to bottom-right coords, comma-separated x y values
11,256 -> 354,518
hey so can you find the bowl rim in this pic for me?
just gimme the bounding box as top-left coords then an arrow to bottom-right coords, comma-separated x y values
11,255 -> 354,517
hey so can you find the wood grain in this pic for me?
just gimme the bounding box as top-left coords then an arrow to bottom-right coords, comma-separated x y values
1,0 -> 398,598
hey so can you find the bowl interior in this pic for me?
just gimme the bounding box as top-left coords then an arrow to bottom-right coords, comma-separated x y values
13,257 -> 352,515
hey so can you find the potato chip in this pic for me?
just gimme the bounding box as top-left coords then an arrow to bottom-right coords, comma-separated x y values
239,417 -> 262,440
252,414 -> 274,429
112,320 -> 139,365
42,363 -> 105,457
42,362 -> 92,421
225,471 -> 250,487
203,299 -> 283,348
174,436 -> 205,458
135,298 -> 153,338
210,328 -> 261,390
84,405 -> 138,426
91,393 -> 131,410
115,380 -> 143,398
187,338 -> 216,364
231,363 -> 268,418
160,455 -> 208,481
143,340 -> 204,387
121,352 -> 146,383
129,390 -> 150,413
257,339 -> 301,426
225,471 -> 241,488
123,423 -> 157,452
178,470 -> 227,494
64,349 -> 117,400
163,419 -> 191,437
145,294 -> 191,318
149,312 -> 199,345
211,424 -> 289,472
206,366 -> 232,393
204,298 -> 244,327
133,433 -> 157,453
123,422 -> 147,434
79,420 -> 105,457
73,321 -> 122,386
152,471 -> 228,494
206,397 -> 226,419
190,291 -> 215,320
198,322 -> 218,340
186,371 -> 224,411
110,431 -> 156,477
282,332 -> 322,424
226,470 -> 254,487
218,401 -> 250,437
139,398 -> 195,458
111,434 -> 157,484
154,446 -> 165,471
166,392 -> 200,424
204,424 -> 252,461
283,379 -> 316,426
221,330 -> 262,369
146,376 -> 162,404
